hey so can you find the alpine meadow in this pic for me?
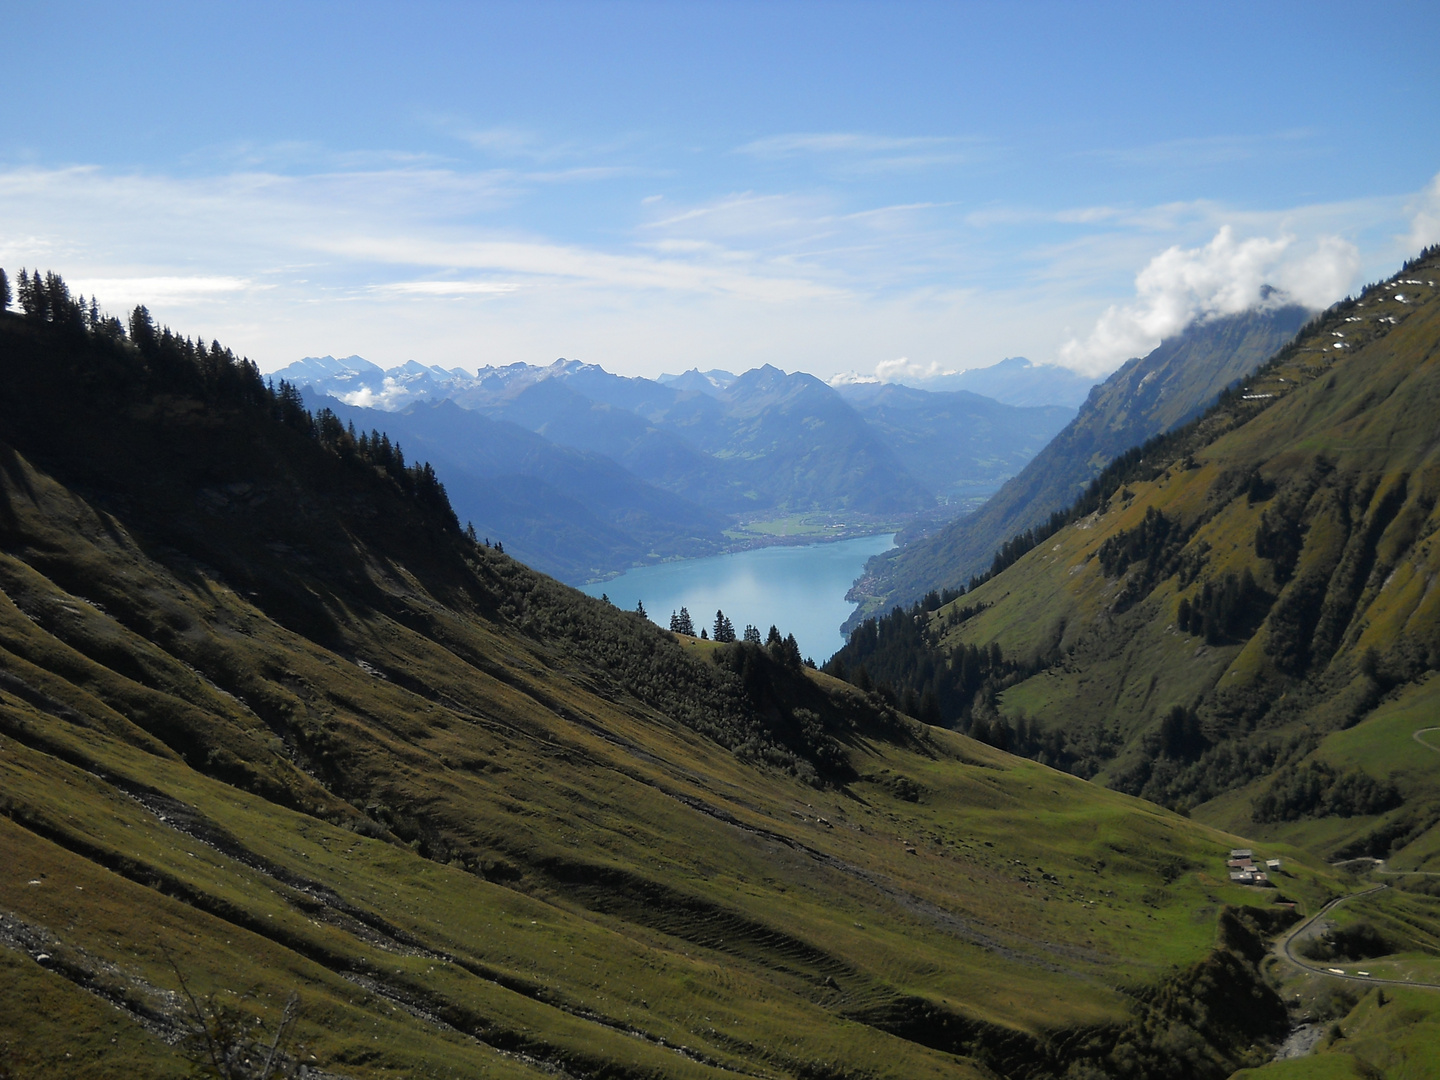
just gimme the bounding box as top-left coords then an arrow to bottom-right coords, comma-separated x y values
5,6 -> 1440,1078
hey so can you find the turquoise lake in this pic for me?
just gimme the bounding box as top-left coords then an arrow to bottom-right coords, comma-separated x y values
579,533 -> 896,662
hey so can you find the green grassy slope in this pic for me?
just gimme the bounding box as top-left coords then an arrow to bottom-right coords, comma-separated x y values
845,304 -> 1311,634
828,252 -> 1440,1076
0,299 -> 1332,1078
927,252 -> 1440,839
851,250 -> 1440,893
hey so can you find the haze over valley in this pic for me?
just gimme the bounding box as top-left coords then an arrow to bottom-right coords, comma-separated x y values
278,352 -> 1076,583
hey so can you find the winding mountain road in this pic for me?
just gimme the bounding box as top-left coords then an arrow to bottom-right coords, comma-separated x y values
1268,725 -> 1440,986
1276,884 -> 1440,990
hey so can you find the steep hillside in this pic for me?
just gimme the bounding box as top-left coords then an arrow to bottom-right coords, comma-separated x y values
700,365 -> 933,516
0,284 -> 1339,1079
847,303 -> 1312,632
830,251 -> 1440,870
309,395 -> 730,583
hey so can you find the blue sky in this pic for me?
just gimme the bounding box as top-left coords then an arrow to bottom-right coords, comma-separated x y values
3,1 -> 1438,378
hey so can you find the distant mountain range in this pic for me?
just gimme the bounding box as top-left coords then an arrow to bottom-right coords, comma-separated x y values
276,355 -> 1075,582
844,303 -> 1312,632
835,357 -> 1088,408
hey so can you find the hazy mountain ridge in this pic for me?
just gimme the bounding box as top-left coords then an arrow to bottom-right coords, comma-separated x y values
278,354 -> 1075,582
833,356 -> 1097,409
833,382 -> 1076,502
309,394 -> 733,581
844,303 -> 1312,634
0,288 -> 1342,1078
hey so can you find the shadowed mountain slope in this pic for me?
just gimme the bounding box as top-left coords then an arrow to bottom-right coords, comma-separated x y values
846,303 -> 1312,632
308,394 -> 730,582
0,289 -> 1334,1079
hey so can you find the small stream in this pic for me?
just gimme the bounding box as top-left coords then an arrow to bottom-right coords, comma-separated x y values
1272,1022 -> 1325,1060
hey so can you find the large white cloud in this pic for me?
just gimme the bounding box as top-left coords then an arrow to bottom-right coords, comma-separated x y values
1058,226 -> 1361,375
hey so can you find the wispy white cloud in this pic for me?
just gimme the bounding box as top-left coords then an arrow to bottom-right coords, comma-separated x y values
0,156 -> 1430,383
826,369 -> 879,386
66,275 -> 255,308
373,280 -> 521,296
428,118 -> 648,172
641,192 -> 815,234
305,229 -> 844,303
738,132 -> 958,157
1083,129 -> 1319,169
828,354 -> 965,387
525,165 -> 657,184
735,132 -> 993,174
441,124 -> 553,159
964,204 -> 1124,228
874,355 -> 956,382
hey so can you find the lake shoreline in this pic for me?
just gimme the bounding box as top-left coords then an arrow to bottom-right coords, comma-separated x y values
578,526 -> 899,586
579,533 -> 896,662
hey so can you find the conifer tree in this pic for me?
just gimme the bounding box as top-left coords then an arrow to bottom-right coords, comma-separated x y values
781,633 -> 803,669
0,267 -> 9,311
17,269 -> 41,318
712,610 -> 736,643
129,305 -> 158,353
